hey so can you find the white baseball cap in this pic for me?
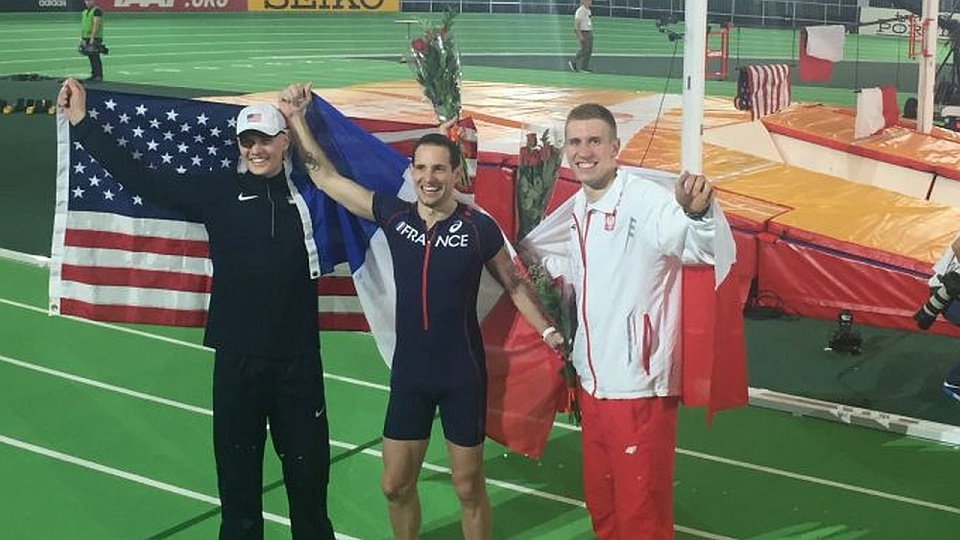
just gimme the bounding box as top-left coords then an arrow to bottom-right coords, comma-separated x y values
236,103 -> 287,136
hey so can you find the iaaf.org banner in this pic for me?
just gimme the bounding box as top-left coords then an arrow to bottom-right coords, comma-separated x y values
248,0 -> 400,12
858,6 -> 958,39
0,0 -> 83,12
109,0 -> 247,12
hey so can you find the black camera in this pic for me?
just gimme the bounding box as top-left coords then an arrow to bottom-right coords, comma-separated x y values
914,270 -> 960,330
78,42 -> 109,56
826,309 -> 862,355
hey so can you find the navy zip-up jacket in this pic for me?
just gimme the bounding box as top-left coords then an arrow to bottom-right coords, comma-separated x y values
72,116 -> 320,358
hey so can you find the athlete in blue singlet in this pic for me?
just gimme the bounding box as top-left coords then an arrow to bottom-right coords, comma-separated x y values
374,194 -> 503,447
278,82 -> 564,540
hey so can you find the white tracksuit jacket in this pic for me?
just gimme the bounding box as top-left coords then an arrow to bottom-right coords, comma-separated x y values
566,169 -> 725,399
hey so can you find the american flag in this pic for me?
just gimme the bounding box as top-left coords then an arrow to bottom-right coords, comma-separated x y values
746,64 -> 790,120
49,89 -> 431,329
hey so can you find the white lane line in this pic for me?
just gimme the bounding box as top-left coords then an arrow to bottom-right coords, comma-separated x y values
0,298 -> 210,352
678,447 -> 960,515
0,434 -> 327,537
0,354 -> 583,510
1,353 -> 726,538
551,412 -> 960,515
325,373 -> 389,392
0,354 -> 212,416
0,434 -> 224,506
3,297 -> 959,518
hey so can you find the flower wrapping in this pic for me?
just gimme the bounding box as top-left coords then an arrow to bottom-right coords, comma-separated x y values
446,116 -> 477,192
527,261 -> 579,424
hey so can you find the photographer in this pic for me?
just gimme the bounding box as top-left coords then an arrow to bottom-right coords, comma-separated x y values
79,0 -> 105,82
915,236 -> 960,401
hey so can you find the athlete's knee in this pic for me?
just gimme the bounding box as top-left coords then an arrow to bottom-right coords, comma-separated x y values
450,469 -> 486,504
381,473 -> 418,503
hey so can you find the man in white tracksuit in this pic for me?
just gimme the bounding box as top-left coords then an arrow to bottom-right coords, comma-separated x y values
559,103 -> 732,539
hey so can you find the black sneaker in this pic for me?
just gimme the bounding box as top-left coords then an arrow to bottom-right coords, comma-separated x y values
944,378 -> 960,402
943,361 -> 960,402
567,60 -> 578,72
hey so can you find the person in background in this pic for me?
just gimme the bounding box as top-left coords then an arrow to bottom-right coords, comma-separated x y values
79,0 -> 105,82
554,103 -> 731,539
568,0 -> 593,73
276,82 -> 564,540
57,77 -> 335,540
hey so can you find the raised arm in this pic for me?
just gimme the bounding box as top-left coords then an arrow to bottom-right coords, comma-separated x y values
485,247 -> 565,350
58,77 -> 88,126
278,83 -> 375,221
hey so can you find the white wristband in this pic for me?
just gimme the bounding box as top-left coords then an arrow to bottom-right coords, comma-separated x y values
541,326 -> 558,341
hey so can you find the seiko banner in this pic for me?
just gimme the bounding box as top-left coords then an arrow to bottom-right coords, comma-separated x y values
108,0 -> 247,12
0,0 -> 84,12
248,0 -> 400,12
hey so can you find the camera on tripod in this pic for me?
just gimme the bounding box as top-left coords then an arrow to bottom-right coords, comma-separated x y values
826,309 -> 862,355
914,270 -> 960,330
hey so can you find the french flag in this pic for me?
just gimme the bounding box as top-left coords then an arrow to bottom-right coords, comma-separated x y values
299,95 -> 566,457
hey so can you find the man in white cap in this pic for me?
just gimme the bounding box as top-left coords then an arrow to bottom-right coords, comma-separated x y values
57,78 -> 335,540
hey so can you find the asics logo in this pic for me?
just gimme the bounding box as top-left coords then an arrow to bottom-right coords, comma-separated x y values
449,220 -> 463,233
237,193 -> 259,201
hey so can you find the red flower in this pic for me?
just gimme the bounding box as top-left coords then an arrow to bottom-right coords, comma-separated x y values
538,144 -> 552,161
411,38 -> 426,52
519,147 -> 542,167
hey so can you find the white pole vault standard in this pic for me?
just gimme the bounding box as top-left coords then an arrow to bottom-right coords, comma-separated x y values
682,0 -> 708,174
917,0 -> 939,134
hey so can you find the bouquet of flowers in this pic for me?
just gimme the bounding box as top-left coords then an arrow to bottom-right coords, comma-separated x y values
526,261 -> 579,424
515,128 -> 580,423
516,130 -> 563,240
406,8 -> 462,123
406,9 -> 474,191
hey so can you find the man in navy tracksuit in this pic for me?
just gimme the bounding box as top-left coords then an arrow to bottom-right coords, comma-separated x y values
57,78 -> 334,540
